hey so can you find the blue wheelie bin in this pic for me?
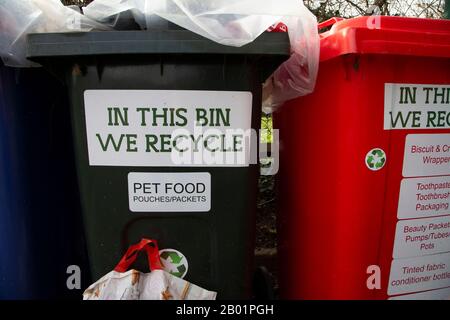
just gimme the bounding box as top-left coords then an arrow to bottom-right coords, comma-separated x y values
0,61 -> 88,299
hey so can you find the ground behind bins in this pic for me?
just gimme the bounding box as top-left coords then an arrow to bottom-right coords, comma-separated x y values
255,174 -> 279,295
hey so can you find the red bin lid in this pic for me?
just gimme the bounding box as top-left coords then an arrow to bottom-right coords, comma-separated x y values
319,16 -> 450,61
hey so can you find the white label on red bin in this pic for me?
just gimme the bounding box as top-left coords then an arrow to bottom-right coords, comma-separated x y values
388,252 -> 450,296
398,176 -> 450,220
389,287 -> 450,300
403,134 -> 450,178
384,84 -> 450,130
83,90 -> 253,167
128,172 -> 211,212
393,215 -> 450,259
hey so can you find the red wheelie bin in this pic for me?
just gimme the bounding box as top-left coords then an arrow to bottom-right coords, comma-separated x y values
276,16 -> 450,300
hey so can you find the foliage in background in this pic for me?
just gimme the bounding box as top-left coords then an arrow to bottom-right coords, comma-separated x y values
62,1 -> 445,19
304,0 -> 446,21
261,115 -> 273,144
445,0 -> 450,18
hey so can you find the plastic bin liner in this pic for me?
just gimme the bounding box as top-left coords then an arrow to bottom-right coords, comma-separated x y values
83,0 -> 320,108
0,0 -> 108,67
1,0 -> 319,106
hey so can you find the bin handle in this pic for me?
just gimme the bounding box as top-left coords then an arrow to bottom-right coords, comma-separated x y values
114,238 -> 163,273
318,17 -> 345,31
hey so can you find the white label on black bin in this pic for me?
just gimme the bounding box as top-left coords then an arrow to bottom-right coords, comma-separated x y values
83,90 -> 252,167
128,172 -> 211,212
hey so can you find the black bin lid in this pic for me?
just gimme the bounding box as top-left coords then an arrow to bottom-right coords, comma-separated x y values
26,30 -> 290,60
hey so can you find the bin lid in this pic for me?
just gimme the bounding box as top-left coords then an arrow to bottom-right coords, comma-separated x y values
26,30 -> 290,60
320,16 -> 450,61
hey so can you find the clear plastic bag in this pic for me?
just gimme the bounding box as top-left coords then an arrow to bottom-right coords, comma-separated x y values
263,14 -> 320,111
84,0 -> 320,107
0,0 -> 109,67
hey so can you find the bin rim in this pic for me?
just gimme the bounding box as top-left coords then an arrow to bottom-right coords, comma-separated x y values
319,16 -> 450,61
26,30 -> 290,60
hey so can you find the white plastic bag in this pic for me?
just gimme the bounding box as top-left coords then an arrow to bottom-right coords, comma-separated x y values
84,0 -> 320,108
83,239 -> 217,300
83,269 -> 217,300
0,0 -> 109,67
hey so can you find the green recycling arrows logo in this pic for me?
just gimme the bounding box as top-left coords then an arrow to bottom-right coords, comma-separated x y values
159,249 -> 188,279
365,148 -> 387,171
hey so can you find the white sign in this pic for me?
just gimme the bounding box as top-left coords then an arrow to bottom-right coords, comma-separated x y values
388,252 -> 450,296
84,90 -> 253,167
403,134 -> 450,177
128,172 -> 211,212
384,84 -> 450,130
398,176 -> 450,219
393,215 -> 450,259
389,287 -> 450,300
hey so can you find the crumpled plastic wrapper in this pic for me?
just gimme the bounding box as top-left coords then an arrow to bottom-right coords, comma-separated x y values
0,0 -> 319,107
83,0 -> 320,109
0,0 -> 108,67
